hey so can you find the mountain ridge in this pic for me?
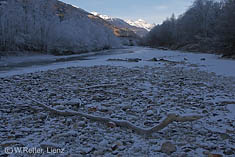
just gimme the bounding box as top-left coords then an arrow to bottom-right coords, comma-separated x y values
125,19 -> 155,31
91,12 -> 153,37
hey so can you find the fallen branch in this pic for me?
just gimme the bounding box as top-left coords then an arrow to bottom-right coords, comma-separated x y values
29,97 -> 202,136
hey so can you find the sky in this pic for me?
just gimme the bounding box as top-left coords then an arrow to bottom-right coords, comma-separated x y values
61,0 -> 194,24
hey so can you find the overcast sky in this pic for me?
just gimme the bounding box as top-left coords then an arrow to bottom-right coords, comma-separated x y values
61,0 -> 194,24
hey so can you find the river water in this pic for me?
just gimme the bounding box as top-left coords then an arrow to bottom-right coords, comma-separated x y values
0,46 -> 235,78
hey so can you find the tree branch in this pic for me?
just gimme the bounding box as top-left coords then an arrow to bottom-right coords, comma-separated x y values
28,97 -> 202,136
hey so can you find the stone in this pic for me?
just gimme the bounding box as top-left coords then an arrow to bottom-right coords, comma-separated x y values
220,133 -> 230,140
80,147 -> 94,154
112,151 -> 119,155
208,153 -> 223,157
94,150 -> 105,156
118,146 -> 125,151
146,110 -> 154,116
107,122 -> 117,128
55,105 -> 66,110
99,107 -> 109,112
40,142 -> 61,150
160,141 -> 177,155
88,107 -> 97,112
78,121 -> 86,127
100,139 -> 109,147
148,57 -> 158,62
122,105 -> 132,111
201,58 -> 206,61
127,58 -> 141,62
144,120 -> 154,126
111,144 -> 119,151
71,75 -> 76,79
223,149 -> 234,155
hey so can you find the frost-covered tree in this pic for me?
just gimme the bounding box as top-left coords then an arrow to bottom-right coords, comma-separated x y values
144,0 -> 235,56
217,0 -> 235,55
0,0 -> 121,55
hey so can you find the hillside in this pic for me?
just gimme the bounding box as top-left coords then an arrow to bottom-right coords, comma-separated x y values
107,18 -> 148,38
0,0 -> 121,56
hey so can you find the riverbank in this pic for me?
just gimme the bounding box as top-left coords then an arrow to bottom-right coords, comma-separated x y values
0,65 -> 234,156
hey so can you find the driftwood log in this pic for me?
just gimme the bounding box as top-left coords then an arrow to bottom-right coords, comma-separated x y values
29,97 -> 202,136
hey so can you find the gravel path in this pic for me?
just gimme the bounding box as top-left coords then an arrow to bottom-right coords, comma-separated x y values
0,65 -> 235,156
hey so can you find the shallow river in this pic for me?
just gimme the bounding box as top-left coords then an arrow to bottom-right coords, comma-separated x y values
0,46 -> 235,78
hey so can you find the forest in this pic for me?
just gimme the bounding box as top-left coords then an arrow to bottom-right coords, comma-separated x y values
144,0 -> 235,57
0,0 -> 120,56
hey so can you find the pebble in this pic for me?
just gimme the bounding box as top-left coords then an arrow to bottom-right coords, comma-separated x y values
146,110 -> 154,116
223,149 -> 234,155
100,139 -> 109,147
78,121 -> 86,127
55,105 -> 66,110
107,122 -> 117,128
160,141 -> 177,155
1,65 -> 235,157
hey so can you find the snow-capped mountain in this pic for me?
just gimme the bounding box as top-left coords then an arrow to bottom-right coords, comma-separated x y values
91,12 -> 149,37
125,19 -> 155,31
91,12 -> 111,20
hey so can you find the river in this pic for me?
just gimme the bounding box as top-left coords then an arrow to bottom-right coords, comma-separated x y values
0,46 -> 235,78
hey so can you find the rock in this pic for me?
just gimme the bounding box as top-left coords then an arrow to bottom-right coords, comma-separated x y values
144,120 -> 154,126
49,92 -> 57,97
111,144 -> 119,151
15,133 -> 24,138
146,110 -> 154,116
80,147 -> 94,155
107,122 -> 117,128
55,105 -> 66,110
131,144 -> 142,152
78,121 -> 86,127
149,139 -> 158,144
111,141 -> 122,151
100,139 -> 109,147
208,153 -> 223,157
101,103 -> 112,107
71,75 -> 76,79
99,107 -> 109,112
127,58 -> 141,62
79,135 -> 87,141
160,141 -> 177,155
118,146 -> 125,151
40,142 -> 61,150
223,149 -> 234,155
88,107 -> 97,112
94,150 -> 105,156
122,104 -> 132,111
148,57 -> 158,62
220,133 -> 230,140
201,58 -> 206,61
107,58 -> 126,62
158,47 -> 169,50
112,151 -> 119,155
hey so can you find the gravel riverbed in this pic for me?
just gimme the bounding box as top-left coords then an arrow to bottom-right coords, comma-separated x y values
0,65 -> 235,156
